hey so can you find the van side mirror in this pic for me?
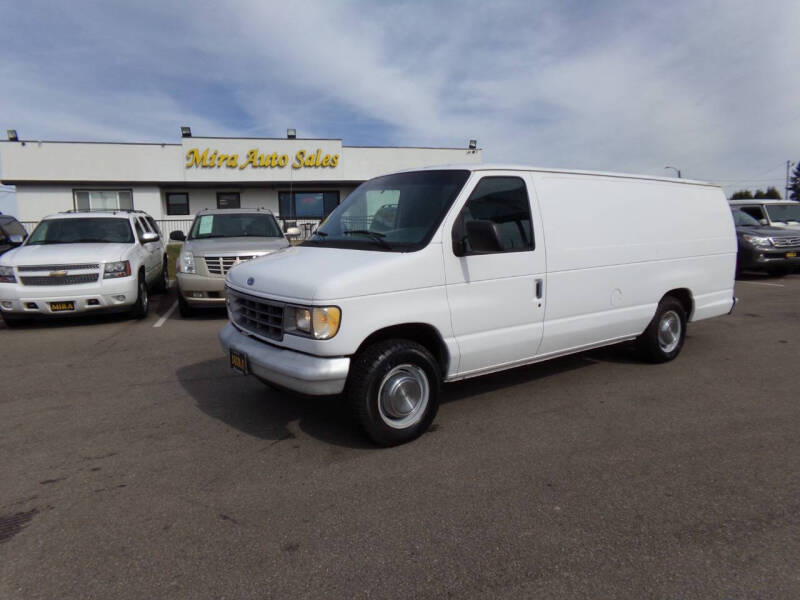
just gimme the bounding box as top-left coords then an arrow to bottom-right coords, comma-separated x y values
465,220 -> 503,253
8,234 -> 24,246
169,230 -> 186,242
285,227 -> 301,238
758,218 -> 768,226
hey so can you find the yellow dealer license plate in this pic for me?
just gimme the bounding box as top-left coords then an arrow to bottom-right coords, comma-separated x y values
229,348 -> 247,375
786,252 -> 797,258
50,301 -> 75,312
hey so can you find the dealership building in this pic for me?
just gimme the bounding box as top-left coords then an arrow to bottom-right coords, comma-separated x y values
0,131 -> 482,236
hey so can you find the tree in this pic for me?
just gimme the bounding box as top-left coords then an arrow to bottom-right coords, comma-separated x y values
730,190 -> 754,200
790,162 -> 800,201
763,186 -> 782,199
754,189 -> 766,198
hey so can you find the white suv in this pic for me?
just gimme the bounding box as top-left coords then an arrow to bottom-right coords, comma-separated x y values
0,210 -> 168,325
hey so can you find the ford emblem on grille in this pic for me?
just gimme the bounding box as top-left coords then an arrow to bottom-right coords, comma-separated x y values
247,277 -> 254,286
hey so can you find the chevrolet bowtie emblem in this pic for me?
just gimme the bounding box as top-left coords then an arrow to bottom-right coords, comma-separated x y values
50,270 -> 68,277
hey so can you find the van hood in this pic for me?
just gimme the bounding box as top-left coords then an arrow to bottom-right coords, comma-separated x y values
1,243 -> 133,266
226,243 -> 444,302
185,236 -> 289,256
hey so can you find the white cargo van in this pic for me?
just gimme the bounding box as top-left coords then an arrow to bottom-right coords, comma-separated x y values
219,166 -> 737,445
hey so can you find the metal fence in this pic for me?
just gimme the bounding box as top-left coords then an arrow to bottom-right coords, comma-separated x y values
18,218 -> 323,241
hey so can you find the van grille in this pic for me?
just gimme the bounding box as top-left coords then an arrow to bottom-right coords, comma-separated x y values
204,256 -> 258,276
227,289 -> 284,341
20,274 -> 100,286
17,263 -> 99,272
771,237 -> 800,248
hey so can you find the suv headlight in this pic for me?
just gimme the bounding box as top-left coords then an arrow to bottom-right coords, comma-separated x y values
180,251 -> 195,274
0,265 -> 16,283
284,305 -> 341,339
742,234 -> 772,248
104,260 -> 132,279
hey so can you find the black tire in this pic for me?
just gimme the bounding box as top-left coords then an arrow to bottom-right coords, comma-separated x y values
177,292 -> 194,318
130,273 -> 149,319
154,257 -> 169,293
346,339 -> 441,446
636,296 -> 687,363
766,266 -> 791,277
1,312 -> 27,327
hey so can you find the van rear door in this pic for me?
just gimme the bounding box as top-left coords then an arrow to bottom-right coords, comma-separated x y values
442,172 -> 546,376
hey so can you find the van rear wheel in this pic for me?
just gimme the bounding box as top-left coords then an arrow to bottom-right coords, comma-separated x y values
636,296 -> 686,363
347,339 -> 441,446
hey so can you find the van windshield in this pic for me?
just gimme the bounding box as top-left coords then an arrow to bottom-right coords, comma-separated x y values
308,170 -> 470,251
26,218 -> 134,244
766,204 -> 800,224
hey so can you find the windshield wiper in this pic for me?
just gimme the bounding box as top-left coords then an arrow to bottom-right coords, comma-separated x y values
73,238 -> 111,243
343,229 -> 392,249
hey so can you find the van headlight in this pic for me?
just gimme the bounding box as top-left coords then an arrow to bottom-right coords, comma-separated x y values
742,234 -> 772,248
0,265 -> 16,283
284,305 -> 341,339
180,251 -> 195,274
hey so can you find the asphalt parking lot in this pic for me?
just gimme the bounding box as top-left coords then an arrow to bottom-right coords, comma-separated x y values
1,276 -> 799,599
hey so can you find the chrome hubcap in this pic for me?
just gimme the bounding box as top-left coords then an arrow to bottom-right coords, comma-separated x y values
657,310 -> 681,353
378,364 -> 429,429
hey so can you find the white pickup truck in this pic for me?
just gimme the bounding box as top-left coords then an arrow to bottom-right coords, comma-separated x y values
219,165 -> 737,445
0,210 -> 168,325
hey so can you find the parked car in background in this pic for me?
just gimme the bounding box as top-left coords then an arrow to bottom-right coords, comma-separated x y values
0,210 -> 167,325
731,209 -> 800,275
729,199 -> 800,230
171,208 -> 299,317
0,214 -> 28,256
219,165 -> 737,446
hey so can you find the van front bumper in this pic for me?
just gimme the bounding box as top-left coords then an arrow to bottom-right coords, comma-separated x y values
218,322 -> 350,396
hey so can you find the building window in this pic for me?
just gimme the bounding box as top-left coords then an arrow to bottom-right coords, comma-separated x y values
217,192 -> 241,209
73,190 -> 133,211
279,191 -> 339,219
166,193 -> 190,215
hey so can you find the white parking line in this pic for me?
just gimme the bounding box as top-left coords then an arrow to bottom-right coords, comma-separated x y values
153,301 -> 179,328
738,281 -> 785,288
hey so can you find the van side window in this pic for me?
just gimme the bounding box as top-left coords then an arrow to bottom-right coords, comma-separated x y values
454,176 -> 534,254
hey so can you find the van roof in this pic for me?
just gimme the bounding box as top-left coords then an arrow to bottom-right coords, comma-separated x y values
411,163 -> 718,187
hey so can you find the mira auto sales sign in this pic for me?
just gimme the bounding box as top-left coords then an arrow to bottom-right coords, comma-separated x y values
184,146 -> 339,170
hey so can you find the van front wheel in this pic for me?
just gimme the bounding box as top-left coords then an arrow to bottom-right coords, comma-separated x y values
347,339 -> 441,446
636,297 -> 686,363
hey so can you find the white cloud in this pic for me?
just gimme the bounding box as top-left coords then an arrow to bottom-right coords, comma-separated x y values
1,0 -> 799,195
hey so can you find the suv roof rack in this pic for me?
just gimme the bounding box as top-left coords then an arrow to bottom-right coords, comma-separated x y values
61,209 -> 149,215
198,207 -> 274,214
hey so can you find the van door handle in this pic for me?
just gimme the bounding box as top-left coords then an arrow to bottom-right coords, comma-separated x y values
535,279 -> 543,299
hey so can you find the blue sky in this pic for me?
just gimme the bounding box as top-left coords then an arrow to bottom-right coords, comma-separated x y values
1,0 -> 799,215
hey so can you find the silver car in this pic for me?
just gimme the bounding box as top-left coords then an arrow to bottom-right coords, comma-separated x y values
171,209 -> 298,317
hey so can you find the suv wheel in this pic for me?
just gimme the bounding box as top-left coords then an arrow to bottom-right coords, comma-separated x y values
178,292 -> 193,318
1,312 -> 27,328
347,339 -> 441,446
154,257 -> 169,293
636,296 -> 686,363
130,273 -> 149,319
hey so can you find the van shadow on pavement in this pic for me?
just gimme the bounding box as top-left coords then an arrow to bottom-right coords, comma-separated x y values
176,358 -> 372,449
178,344 -> 632,447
